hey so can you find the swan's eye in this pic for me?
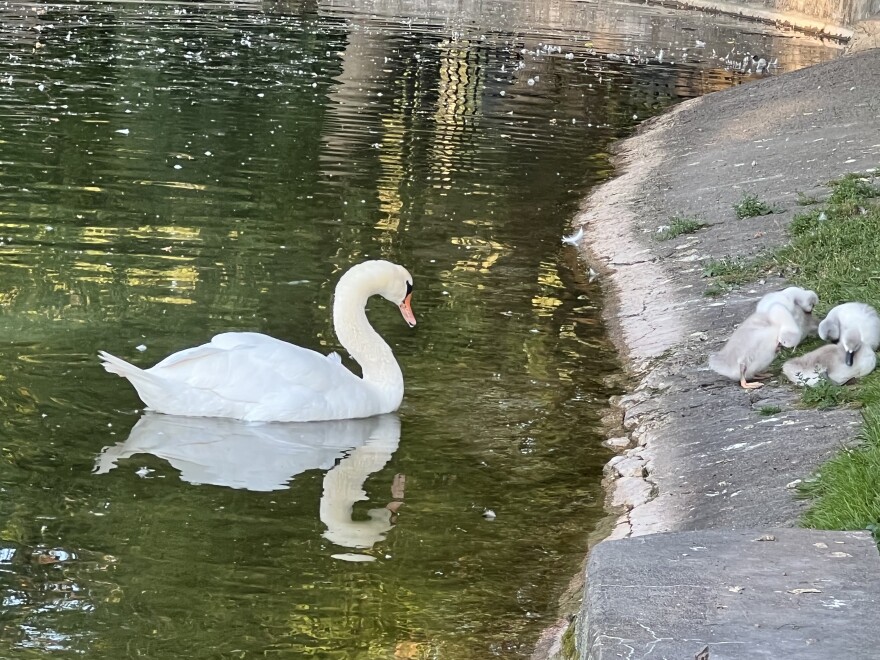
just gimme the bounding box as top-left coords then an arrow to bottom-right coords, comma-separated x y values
405,281 -> 413,295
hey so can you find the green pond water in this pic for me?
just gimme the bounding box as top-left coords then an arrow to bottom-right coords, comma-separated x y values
0,0 -> 837,657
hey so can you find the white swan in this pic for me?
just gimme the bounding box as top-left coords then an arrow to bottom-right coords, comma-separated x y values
708,303 -> 802,389
783,341 -> 877,387
818,303 -> 880,366
755,286 -> 818,341
99,260 -> 416,422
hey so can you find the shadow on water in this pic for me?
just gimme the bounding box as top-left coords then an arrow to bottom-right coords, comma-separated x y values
0,0 -> 838,657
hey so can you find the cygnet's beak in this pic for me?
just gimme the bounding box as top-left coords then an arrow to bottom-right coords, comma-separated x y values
399,293 -> 416,327
845,350 -> 855,367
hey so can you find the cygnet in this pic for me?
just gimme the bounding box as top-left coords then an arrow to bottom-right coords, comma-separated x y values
709,303 -> 802,389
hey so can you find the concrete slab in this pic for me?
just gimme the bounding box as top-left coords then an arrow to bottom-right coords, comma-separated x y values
579,528 -> 880,660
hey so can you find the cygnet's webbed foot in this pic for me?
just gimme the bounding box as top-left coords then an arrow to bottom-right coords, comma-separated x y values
740,377 -> 764,389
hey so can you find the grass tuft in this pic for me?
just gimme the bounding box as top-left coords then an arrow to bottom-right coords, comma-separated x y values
734,193 -> 776,219
796,191 -> 821,206
656,217 -> 704,241
788,210 -> 823,237
703,254 -> 774,287
827,173 -> 880,206
799,377 -> 855,410
758,405 -> 782,416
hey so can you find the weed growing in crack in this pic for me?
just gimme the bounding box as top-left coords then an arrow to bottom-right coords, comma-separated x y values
656,217 -> 704,241
796,191 -> 821,206
734,193 -> 776,219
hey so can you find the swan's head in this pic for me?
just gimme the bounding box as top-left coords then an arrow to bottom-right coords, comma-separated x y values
380,264 -> 416,328
818,315 -> 839,343
790,288 -> 818,313
841,328 -> 862,367
339,260 -> 416,328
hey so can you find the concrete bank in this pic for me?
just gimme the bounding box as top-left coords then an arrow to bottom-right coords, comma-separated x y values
572,48 -> 880,658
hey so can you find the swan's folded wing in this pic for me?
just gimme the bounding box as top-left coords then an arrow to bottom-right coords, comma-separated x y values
147,332 -> 361,404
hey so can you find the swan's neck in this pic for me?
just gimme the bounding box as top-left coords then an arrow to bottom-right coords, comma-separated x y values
333,287 -> 403,401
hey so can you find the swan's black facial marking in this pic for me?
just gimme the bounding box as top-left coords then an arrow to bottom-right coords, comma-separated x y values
405,281 -> 413,296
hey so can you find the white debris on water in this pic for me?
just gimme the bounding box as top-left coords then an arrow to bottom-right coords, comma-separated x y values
562,227 -> 584,245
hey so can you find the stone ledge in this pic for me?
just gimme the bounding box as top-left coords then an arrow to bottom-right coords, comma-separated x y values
579,528 -> 880,659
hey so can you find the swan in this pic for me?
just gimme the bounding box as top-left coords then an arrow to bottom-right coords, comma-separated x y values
708,303 -> 802,389
818,302 -> 880,365
755,286 -> 819,341
783,340 -> 877,387
99,260 -> 416,422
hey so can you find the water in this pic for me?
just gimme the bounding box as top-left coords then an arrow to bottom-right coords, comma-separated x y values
0,0 -> 837,657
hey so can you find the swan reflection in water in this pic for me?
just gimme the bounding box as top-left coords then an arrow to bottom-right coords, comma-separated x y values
94,413 -> 404,555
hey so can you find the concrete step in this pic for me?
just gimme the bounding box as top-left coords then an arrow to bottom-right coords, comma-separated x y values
578,528 -> 880,659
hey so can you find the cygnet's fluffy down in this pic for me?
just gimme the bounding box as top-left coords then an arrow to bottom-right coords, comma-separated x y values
783,341 -> 877,386
818,303 -> 880,361
756,286 -> 819,341
709,304 -> 803,389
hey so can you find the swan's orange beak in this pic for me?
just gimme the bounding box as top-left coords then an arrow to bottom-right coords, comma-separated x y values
399,293 -> 416,327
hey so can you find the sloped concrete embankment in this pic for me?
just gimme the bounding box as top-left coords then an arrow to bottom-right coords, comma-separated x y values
573,48 -> 880,659
654,0 -> 880,42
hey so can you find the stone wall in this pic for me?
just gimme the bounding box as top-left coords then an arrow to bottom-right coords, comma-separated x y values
765,0 -> 879,24
659,0 -> 879,39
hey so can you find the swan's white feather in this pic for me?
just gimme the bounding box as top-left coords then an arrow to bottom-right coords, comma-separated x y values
100,339 -> 372,422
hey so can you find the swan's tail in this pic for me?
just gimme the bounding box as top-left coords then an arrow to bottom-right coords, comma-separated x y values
98,350 -> 170,410
708,351 -> 739,380
98,350 -> 143,378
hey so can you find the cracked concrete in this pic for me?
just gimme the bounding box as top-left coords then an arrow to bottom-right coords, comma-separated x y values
572,48 -> 880,659
581,529 -> 880,659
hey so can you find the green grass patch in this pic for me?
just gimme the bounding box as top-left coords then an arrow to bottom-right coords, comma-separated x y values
782,171 -> 880,537
828,173 -> 880,205
657,216 -> 704,241
774,189 -> 880,307
796,191 -> 821,206
799,377 -> 856,410
702,254 -> 775,295
734,193 -> 777,218
758,405 -> 782,416
800,407 -> 880,532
